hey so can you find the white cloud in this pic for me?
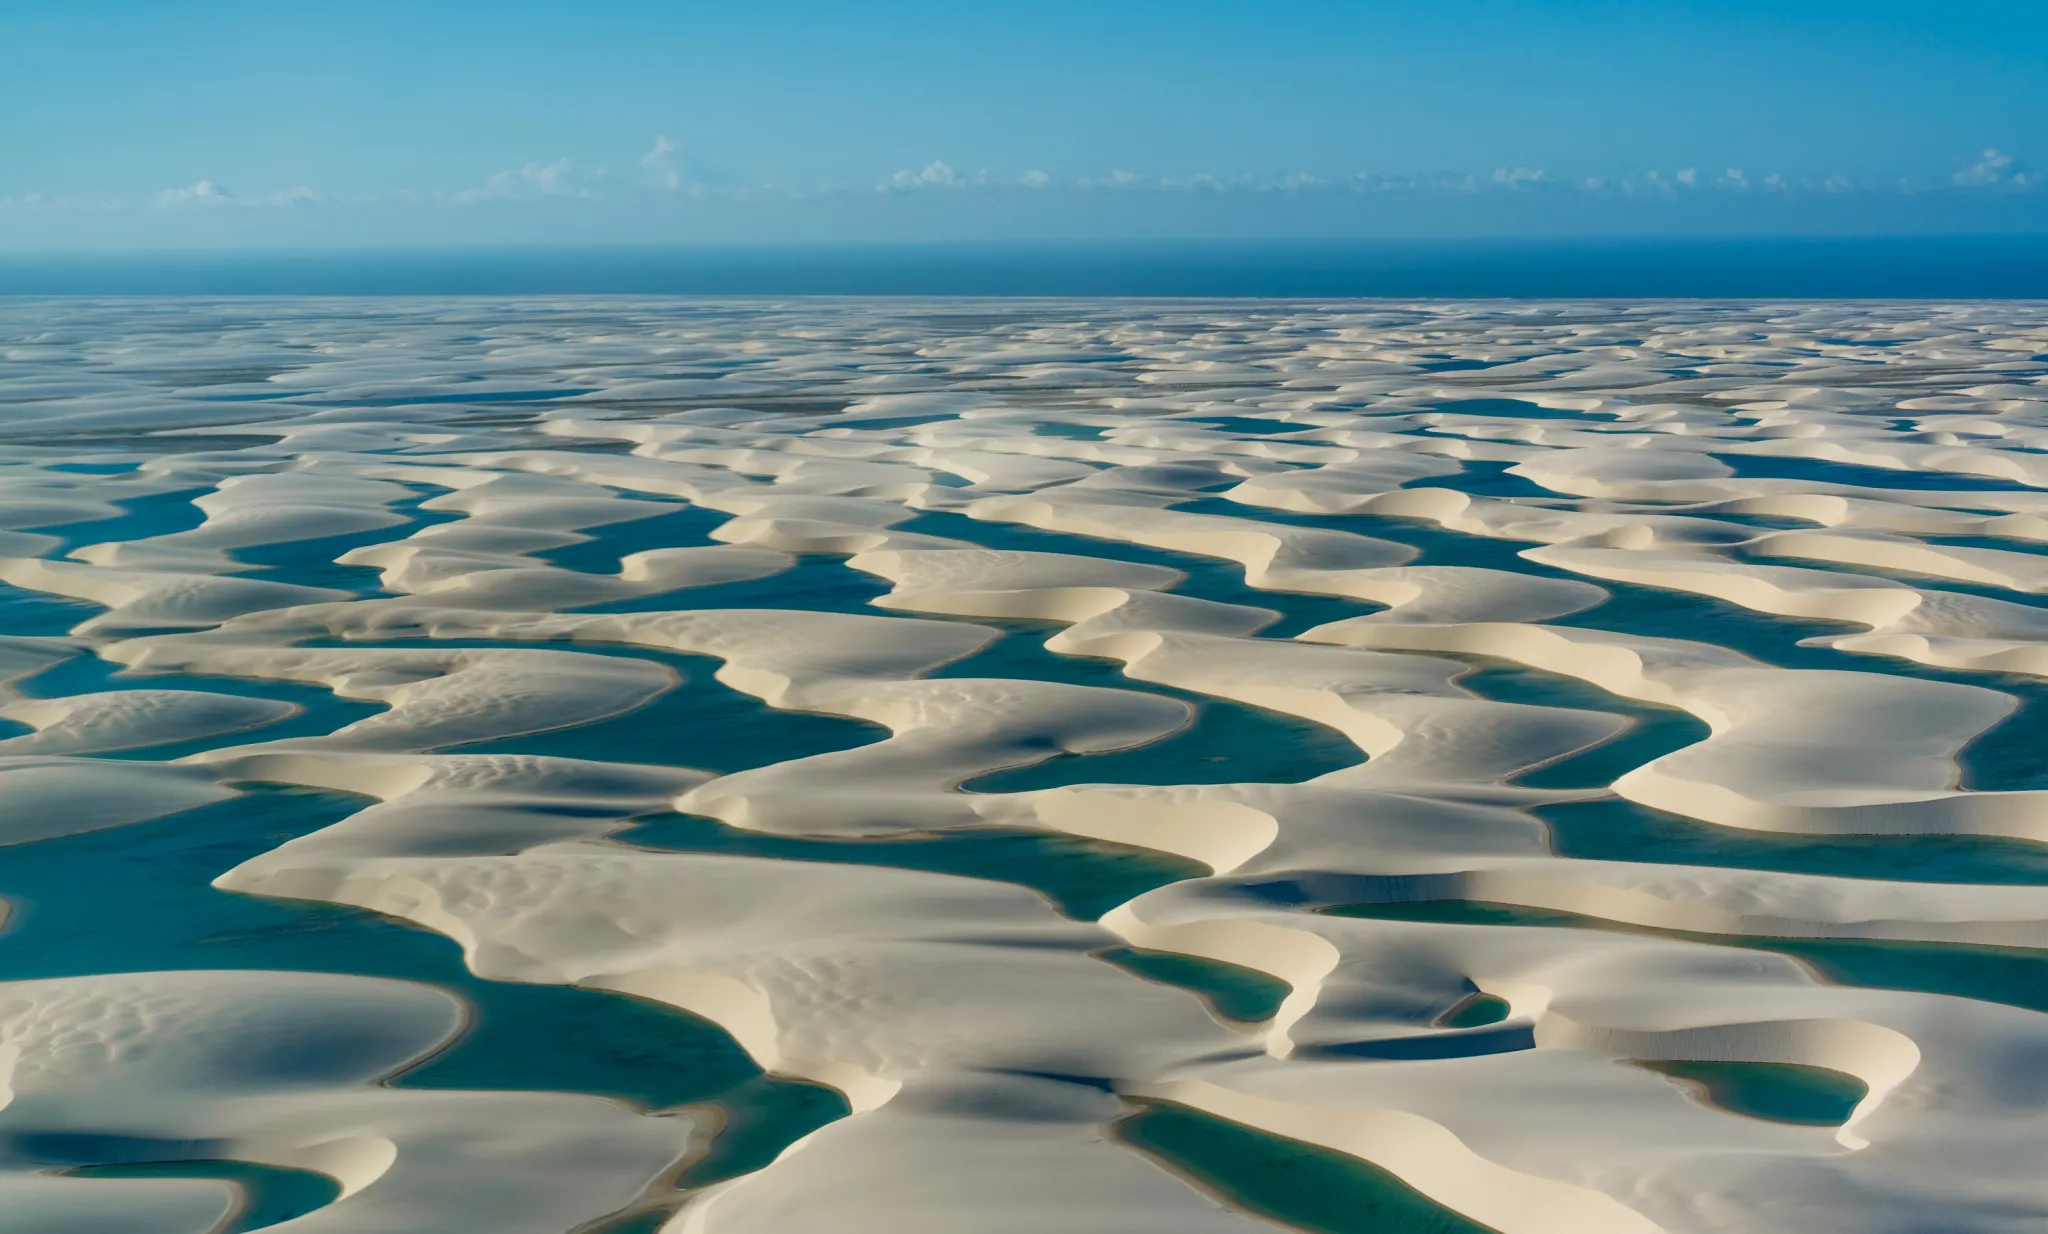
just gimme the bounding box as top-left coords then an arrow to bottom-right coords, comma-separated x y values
246,186 -> 321,207
1953,148 -> 2020,187
34,145 -> 2045,226
152,180 -> 228,207
147,181 -> 320,209
640,136 -> 683,190
880,160 -> 960,192
453,158 -> 595,203
0,190 -> 124,212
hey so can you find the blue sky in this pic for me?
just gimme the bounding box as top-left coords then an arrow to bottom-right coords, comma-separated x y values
3,0 -> 2044,248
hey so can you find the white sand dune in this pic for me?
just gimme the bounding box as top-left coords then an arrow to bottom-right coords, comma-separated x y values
0,297 -> 2046,1232
0,969 -> 692,1233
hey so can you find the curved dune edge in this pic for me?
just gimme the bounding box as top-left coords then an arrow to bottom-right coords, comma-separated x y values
1300,617 -> 2048,838
1124,1080 -> 1668,1234
0,299 -> 2045,1232
0,969 -> 693,1233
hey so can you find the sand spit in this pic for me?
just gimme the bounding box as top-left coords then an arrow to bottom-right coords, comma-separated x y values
0,297 -> 2046,1232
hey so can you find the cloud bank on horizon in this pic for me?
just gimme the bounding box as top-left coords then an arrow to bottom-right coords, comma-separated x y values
2,0 -> 2044,247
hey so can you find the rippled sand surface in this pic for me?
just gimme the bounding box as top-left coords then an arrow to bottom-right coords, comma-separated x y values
2,296 -> 2047,1233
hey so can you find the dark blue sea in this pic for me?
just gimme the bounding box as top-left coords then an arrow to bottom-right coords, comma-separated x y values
2,236 -> 2046,298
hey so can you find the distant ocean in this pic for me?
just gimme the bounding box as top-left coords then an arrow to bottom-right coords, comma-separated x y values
2,236 -> 2046,298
